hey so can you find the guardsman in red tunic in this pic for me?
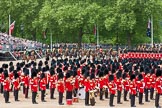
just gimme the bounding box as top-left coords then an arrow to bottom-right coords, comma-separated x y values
137,74 -> 144,105
73,69 -> 79,97
150,70 -> 156,100
122,73 -> 129,101
40,72 -> 47,102
99,71 -> 104,100
49,67 -> 57,99
144,69 -> 151,102
129,74 -> 136,107
155,69 -> 161,108
24,68 -> 30,98
31,71 -> 38,104
13,71 -> 20,101
65,71 -> 73,105
108,75 -> 116,107
116,71 -> 122,104
103,69 -> 109,99
57,72 -> 64,105
3,71 -> 11,103
84,72 -> 91,106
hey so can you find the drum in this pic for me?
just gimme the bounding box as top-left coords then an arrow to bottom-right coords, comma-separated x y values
66,99 -> 72,105
89,90 -> 95,106
73,97 -> 79,102
77,88 -> 85,99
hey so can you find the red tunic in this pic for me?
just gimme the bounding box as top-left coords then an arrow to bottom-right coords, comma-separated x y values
84,79 -> 91,92
65,78 -> 73,91
3,79 -> 10,91
144,75 -> 151,89
40,78 -> 46,90
74,77 -> 79,89
116,78 -> 122,91
13,79 -> 20,90
57,80 -> 64,93
155,77 -> 162,94
123,79 -> 129,91
31,78 -> 38,92
136,80 -> 144,93
108,82 -> 116,94
49,75 -> 56,88
129,81 -> 136,95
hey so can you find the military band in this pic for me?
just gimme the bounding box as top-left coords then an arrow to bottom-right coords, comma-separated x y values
0,57 -> 161,108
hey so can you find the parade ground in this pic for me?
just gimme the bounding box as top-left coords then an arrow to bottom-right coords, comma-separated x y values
0,59 -> 161,108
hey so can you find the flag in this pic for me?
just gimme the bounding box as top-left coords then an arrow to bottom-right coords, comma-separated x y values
93,24 -> 97,38
146,19 -> 151,38
9,21 -> 15,35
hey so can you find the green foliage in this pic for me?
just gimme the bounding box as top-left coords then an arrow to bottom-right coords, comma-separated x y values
0,0 -> 162,46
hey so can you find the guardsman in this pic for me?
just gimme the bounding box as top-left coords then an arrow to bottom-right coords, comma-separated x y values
98,71 -> 104,100
40,72 -> 47,102
3,71 -> 10,103
150,69 -> 156,100
122,73 -> 129,101
57,72 -> 64,105
129,74 -> 136,107
73,69 -> 79,98
84,72 -> 90,106
154,69 -> 161,108
116,71 -> 122,104
31,70 -> 38,104
65,71 -> 73,105
144,68 -> 151,102
13,70 -> 20,101
49,67 -> 57,99
24,68 -> 29,98
103,69 -> 109,99
108,74 -> 116,107
137,74 -> 144,105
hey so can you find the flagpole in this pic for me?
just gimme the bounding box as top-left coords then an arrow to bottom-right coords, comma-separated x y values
151,15 -> 153,47
50,32 -> 52,52
97,24 -> 99,48
9,14 -> 11,35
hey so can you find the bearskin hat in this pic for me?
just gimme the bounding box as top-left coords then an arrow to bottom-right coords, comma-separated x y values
130,74 -> 136,81
138,74 -> 143,81
116,71 -> 122,79
90,73 -> 95,80
0,68 -> 3,73
156,69 -> 161,77
4,71 -> 9,79
9,62 -> 13,67
9,66 -> 14,72
40,72 -> 45,79
122,73 -> 127,79
31,71 -> 37,79
58,72 -> 64,80
109,75 -> 114,82
14,72 -> 19,79
65,71 -> 71,79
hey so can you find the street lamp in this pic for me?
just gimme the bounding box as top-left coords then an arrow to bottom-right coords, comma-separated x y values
20,24 -> 24,38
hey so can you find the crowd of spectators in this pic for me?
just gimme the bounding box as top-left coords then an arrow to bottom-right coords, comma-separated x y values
0,32 -> 43,51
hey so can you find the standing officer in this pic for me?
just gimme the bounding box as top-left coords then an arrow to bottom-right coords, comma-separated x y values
0,68 -> 4,93
24,68 -> 29,98
40,72 -> 47,102
98,71 -> 104,100
150,69 -> 156,100
122,73 -> 129,101
129,74 -> 136,107
57,72 -> 64,105
144,69 -> 151,102
155,69 -> 161,108
3,71 -> 10,103
137,74 -> 144,105
49,67 -> 57,99
116,71 -> 122,104
13,70 -> 20,101
108,74 -> 116,107
84,72 -> 90,106
31,70 -> 38,104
